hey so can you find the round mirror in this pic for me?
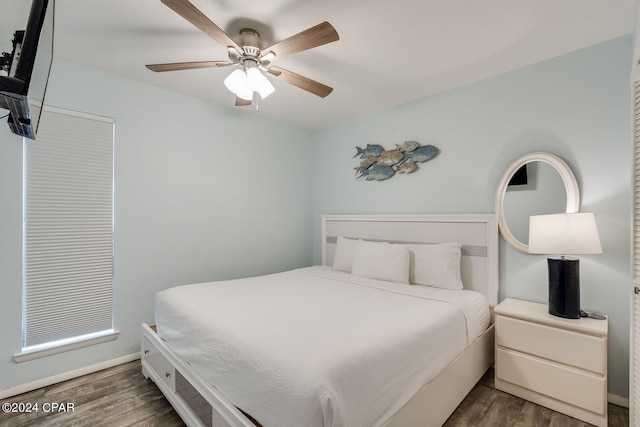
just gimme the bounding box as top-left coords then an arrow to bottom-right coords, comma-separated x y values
495,152 -> 580,253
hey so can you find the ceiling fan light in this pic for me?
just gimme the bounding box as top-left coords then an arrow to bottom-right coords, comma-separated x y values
236,85 -> 253,101
224,69 -> 248,96
257,79 -> 275,99
247,68 -> 275,99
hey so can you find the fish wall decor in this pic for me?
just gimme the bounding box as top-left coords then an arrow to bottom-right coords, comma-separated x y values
353,141 -> 440,181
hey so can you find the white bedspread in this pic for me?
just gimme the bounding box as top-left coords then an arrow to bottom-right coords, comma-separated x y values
155,266 -> 489,427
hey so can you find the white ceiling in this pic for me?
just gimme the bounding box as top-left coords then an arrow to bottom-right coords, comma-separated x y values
1,0 -> 635,129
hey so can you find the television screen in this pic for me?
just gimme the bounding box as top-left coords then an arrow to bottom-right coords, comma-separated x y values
0,0 -> 54,139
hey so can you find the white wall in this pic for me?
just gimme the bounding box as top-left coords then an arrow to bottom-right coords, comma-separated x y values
311,36 -> 632,399
0,60 -> 313,392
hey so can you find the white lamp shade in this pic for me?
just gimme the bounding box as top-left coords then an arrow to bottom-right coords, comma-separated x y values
246,67 -> 275,99
528,213 -> 602,255
224,69 -> 253,100
235,85 -> 253,101
224,69 -> 246,93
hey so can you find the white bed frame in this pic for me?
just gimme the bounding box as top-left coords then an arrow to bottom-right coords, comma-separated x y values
141,214 -> 499,427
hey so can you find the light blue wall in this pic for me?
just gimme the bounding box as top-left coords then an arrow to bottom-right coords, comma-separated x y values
311,36 -> 632,399
0,61 -> 313,392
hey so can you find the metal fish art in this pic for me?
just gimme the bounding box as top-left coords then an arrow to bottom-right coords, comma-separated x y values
359,164 -> 395,181
395,160 -> 418,174
354,156 -> 378,176
377,149 -> 404,165
360,156 -> 377,169
395,140 -> 420,153
404,144 -> 439,163
354,141 -> 439,181
353,144 -> 384,159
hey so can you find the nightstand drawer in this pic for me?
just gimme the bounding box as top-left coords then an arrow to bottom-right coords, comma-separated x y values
496,348 -> 606,415
496,315 -> 606,374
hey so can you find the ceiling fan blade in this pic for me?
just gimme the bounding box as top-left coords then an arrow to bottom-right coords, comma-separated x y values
267,66 -> 333,98
261,21 -> 339,60
146,61 -> 232,72
235,96 -> 252,107
161,0 -> 242,52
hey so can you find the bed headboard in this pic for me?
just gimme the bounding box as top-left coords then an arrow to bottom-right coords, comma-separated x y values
322,214 -> 499,306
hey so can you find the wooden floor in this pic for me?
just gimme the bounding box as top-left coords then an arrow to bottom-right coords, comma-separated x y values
0,360 -> 629,426
444,369 -> 629,427
0,360 -> 184,427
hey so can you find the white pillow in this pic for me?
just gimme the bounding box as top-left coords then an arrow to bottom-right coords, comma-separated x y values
332,236 -> 358,272
409,243 -> 463,290
351,240 -> 410,284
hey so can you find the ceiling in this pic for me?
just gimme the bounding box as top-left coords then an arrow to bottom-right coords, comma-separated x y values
1,0 -> 635,129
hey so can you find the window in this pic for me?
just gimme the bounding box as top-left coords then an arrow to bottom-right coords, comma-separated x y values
16,106 -> 116,362
632,76 -> 640,426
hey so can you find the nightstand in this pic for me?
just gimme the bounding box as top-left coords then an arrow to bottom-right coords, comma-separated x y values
494,298 -> 608,427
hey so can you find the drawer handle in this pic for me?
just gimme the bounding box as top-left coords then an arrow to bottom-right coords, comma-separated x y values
165,372 -> 171,378
144,350 -> 149,354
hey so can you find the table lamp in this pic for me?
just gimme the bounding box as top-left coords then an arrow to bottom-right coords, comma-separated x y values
528,213 -> 602,319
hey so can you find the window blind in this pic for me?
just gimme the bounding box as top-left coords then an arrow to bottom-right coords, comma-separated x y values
23,106 -> 114,349
632,78 -> 640,426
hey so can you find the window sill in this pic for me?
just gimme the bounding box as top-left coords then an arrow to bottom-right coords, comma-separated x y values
14,330 -> 120,363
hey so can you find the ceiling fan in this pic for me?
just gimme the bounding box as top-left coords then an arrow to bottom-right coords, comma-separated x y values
146,0 -> 340,107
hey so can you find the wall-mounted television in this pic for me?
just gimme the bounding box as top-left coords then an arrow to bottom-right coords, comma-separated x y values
0,0 -> 54,140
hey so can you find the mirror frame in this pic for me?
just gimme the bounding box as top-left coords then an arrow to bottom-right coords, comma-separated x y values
495,152 -> 580,253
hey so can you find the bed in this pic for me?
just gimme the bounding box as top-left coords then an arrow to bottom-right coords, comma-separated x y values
141,214 -> 499,427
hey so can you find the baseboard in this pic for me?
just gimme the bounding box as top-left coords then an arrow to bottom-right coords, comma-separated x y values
0,352 -> 140,400
608,393 -> 629,408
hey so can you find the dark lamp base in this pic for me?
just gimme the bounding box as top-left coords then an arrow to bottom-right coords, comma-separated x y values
547,257 -> 580,319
